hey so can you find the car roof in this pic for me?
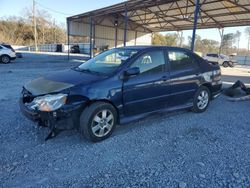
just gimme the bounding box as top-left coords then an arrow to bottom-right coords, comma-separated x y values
2,44 -> 11,47
118,45 -> 191,52
1,43 -> 11,46
0,45 -> 13,50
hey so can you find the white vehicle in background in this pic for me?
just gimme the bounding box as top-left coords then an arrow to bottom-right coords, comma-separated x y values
0,44 -> 16,64
203,53 -> 236,67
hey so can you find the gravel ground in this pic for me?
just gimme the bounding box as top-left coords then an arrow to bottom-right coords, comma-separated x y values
1,52 -> 250,188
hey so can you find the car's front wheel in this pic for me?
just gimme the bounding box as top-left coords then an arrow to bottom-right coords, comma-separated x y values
1,55 -> 10,64
192,86 -> 211,113
79,102 -> 117,142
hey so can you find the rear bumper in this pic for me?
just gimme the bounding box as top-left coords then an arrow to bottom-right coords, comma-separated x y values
212,90 -> 221,99
211,83 -> 222,99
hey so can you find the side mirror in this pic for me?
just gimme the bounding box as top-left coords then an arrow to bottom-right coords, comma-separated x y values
124,67 -> 140,76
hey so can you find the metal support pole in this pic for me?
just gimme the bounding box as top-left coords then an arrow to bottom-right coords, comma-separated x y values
93,24 -> 95,56
124,4 -> 128,47
135,31 -> 137,45
218,28 -> 224,55
67,19 -> 70,60
33,0 -> 38,52
89,17 -> 93,58
191,0 -> 200,51
115,26 -> 118,48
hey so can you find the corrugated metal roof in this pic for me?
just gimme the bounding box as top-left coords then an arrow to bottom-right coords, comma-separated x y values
67,0 -> 250,32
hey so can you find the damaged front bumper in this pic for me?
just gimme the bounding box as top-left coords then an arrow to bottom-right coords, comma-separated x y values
19,94 -> 86,140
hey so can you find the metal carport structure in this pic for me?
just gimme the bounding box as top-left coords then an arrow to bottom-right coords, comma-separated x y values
67,0 -> 250,58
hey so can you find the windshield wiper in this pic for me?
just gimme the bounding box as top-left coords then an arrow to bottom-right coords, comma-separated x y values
71,66 -> 81,71
72,67 -> 103,75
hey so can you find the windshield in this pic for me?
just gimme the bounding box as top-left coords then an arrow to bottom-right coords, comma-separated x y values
78,48 -> 139,75
220,54 -> 228,59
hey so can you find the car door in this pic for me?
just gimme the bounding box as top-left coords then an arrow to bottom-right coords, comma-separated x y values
206,54 -> 217,63
213,54 -> 220,63
122,49 -> 171,116
211,54 -> 219,63
167,49 -> 201,107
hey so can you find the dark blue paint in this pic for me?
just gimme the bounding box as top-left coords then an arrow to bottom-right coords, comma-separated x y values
23,46 -> 222,124
44,69 -> 104,85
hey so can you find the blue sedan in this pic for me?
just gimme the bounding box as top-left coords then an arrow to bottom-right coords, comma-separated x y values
20,46 -> 222,142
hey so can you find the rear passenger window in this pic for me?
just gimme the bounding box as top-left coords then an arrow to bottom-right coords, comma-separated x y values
168,50 -> 197,71
131,50 -> 165,75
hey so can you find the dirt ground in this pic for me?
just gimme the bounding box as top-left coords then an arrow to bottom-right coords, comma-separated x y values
1,52 -> 250,188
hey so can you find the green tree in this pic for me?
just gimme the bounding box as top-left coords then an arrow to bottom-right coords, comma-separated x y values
245,27 -> 250,53
152,32 -> 182,47
202,39 -> 219,54
0,7 -> 66,46
152,33 -> 166,45
221,33 -> 234,54
234,30 -> 241,52
187,34 -> 203,51
164,33 -> 179,46
187,35 -> 219,54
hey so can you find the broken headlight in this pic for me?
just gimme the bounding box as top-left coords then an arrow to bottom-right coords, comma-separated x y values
29,93 -> 67,112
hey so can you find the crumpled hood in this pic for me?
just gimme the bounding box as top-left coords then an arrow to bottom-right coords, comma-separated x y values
24,69 -> 102,95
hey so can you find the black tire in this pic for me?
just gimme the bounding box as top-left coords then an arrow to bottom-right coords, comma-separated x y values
1,55 -> 10,64
79,102 -> 117,142
222,61 -> 229,68
192,86 -> 211,113
228,61 -> 234,67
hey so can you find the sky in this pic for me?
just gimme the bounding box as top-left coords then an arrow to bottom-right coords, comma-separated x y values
0,0 -> 249,49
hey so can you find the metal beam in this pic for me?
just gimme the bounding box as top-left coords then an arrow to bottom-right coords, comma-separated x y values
93,23 -> 96,56
132,9 -> 250,25
145,7 -> 181,31
67,19 -> 70,60
226,0 -> 250,13
115,25 -> 118,48
219,28 -> 224,54
135,30 -> 137,45
191,0 -> 200,51
128,0 -> 219,18
67,0 -> 250,40
124,4 -> 128,46
89,17 -> 93,58
189,0 -> 223,28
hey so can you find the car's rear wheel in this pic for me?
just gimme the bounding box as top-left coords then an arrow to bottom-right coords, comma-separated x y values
222,61 -> 229,67
1,55 -> 10,64
192,86 -> 210,113
79,102 -> 117,142
228,61 -> 234,67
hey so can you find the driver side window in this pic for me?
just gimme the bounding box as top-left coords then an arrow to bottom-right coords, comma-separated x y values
130,50 -> 165,75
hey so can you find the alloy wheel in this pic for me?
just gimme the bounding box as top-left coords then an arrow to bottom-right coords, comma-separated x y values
2,56 -> 10,63
197,90 -> 209,110
91,109 -> 114,137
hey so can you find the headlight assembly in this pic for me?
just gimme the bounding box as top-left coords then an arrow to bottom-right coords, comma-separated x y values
29,93 -> 67,112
